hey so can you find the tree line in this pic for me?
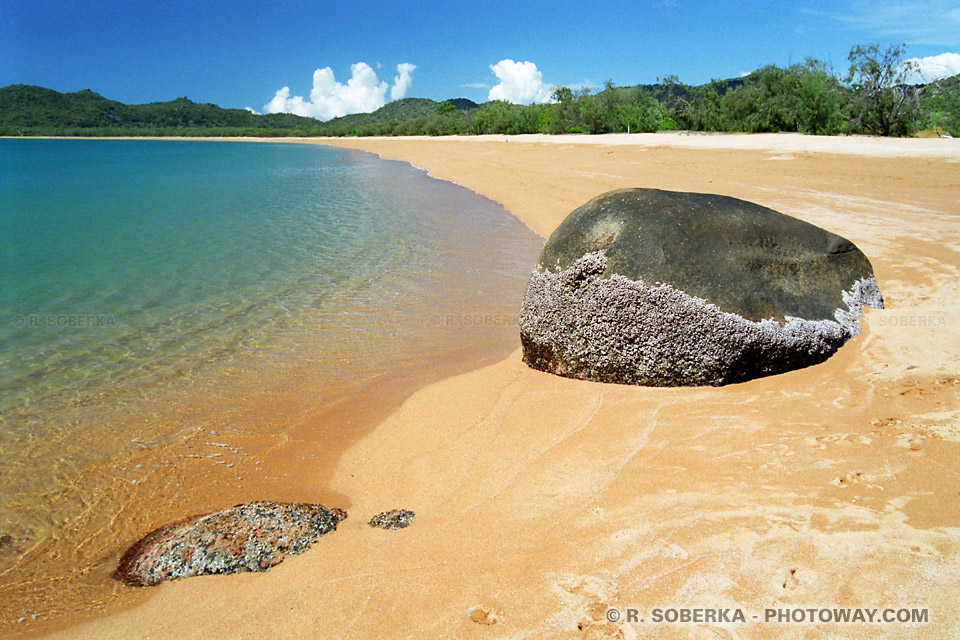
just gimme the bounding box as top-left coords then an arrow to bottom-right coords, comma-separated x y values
341,44 -> 958,138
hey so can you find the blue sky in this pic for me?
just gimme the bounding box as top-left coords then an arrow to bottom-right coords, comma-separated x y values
3,0 -> 959,119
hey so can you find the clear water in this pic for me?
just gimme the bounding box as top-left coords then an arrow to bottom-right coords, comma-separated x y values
0,139 -> 543,630
1,139 -> 446,413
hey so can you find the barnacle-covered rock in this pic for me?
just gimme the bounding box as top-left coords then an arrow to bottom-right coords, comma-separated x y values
369,509 -> 416,530
519,189 -> 883,386
115,501 -> 346,586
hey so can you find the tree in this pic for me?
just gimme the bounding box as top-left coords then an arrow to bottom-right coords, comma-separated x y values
435,101 -> 464,134
846,43 -> 920,136
794,59 -> 845,135
436,101 -> 456,116
468,101 -> 539,135
545,86 -> 582,133
551,86 -> 573,103
681,80 -> 725,131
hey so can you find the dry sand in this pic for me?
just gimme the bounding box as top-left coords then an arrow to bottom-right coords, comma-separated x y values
47,133 -> 960,638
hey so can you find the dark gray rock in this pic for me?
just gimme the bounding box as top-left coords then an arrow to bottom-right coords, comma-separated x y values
369,509 -> 415,530
115,501 -> 346,586
519,189 -> 883,386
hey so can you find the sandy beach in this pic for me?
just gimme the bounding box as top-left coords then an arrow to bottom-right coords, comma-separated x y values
44,132 -> 960,639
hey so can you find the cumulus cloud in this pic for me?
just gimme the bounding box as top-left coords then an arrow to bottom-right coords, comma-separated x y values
488,59 -> 553,104
391,63 -> 416,100
264,62 -> 415,121
901,51 -> 960,83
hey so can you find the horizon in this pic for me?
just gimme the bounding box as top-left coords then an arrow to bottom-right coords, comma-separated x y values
3,0 -> 959,121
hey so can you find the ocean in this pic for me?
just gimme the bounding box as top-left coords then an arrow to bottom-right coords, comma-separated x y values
0,138 -> 542,630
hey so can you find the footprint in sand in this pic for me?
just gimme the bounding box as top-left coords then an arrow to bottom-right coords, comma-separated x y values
467,605 -> 501,625
556,574 -> 626,638
899,375 -> 960,397
557,574 -> 620,602
885,420 -> 959,451
832,471 -> 865,486
782,568 -> 801,591
897,433 -> 926,451
809,433 -> 872,448
871,417 -> 903,428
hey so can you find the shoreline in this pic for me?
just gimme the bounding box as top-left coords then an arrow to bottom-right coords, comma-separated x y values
33,134 -> 960,638
7,130 -> 959,157
0,141 -> 541,637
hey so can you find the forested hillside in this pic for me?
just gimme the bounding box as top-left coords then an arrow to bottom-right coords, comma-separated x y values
0,85 -> 322,136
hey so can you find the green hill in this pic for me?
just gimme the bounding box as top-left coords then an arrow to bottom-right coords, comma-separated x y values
0,85 -> 481,136
319,97 -> 480,135
0,85 -> 323,135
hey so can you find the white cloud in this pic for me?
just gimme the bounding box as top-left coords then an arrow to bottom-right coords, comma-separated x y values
264,62 -> 416,121
244,106 -> 258,114
391,63 -> 416,100
488,59 -> 553,104
461,82 -> 490,89
901,51 -> 960,83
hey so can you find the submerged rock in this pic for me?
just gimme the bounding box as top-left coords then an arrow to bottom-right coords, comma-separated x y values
520,188 -> 883,386
115,501 -> 346,586
368,509 -> 416,530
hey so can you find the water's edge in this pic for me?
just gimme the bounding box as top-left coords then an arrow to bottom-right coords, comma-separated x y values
0,140 -> 544,637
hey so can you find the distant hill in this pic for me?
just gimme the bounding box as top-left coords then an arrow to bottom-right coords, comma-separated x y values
0,78 -> 794,137
0,85 -> 322,135
319,97 -> 480,134
0,85 -> 480,136
631,75 -> 748,105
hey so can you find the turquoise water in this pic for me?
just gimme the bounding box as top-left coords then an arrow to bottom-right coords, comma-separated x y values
0,138 -> 543,625
1,140 -> 417,411
1,139 -> 533,415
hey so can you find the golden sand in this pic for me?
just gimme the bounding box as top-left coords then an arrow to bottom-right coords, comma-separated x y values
45,133 -> 960,639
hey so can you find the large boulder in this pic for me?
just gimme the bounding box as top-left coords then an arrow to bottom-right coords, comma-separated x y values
115,501 -> 346,586
519,189 -> 883,386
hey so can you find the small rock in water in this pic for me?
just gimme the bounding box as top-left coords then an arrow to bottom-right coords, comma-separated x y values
368,509 -> 416,530
115,501 -> 346,586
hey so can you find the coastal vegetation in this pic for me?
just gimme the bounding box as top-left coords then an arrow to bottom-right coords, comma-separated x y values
2,45 -> 957,138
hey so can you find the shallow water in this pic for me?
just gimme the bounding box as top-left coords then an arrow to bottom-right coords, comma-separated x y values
0,139 -> 542,633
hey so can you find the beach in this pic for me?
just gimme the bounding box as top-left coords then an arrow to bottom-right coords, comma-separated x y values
43,132 -> 960,639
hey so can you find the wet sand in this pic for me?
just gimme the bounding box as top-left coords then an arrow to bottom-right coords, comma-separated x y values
0,145 -> 540,636
45,132 -> 960,638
